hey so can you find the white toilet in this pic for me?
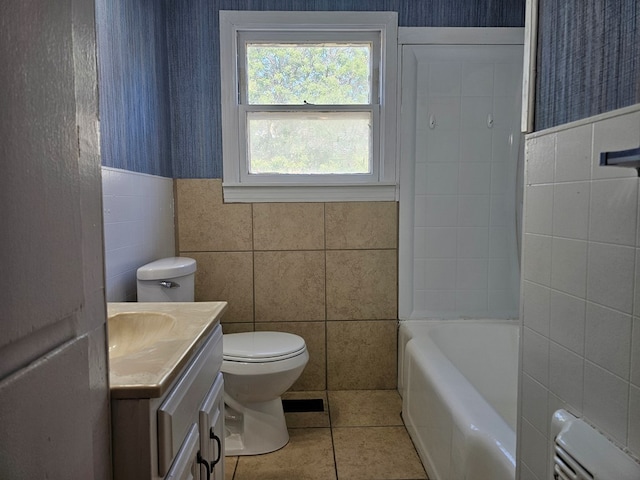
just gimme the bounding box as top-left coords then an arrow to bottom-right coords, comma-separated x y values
222,331 -> 308,456
136,257 -> 309,456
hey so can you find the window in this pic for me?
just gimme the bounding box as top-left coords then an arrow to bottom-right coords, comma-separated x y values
220,11 -> 398,202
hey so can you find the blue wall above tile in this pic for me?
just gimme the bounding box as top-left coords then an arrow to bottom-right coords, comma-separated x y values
97,0 -> 525,178
535,0 -> 640,131
97,0 -> 172,177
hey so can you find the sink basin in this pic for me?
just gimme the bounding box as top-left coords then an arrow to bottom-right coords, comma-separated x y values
107,302 -> 227,399
108,312 -> 178,359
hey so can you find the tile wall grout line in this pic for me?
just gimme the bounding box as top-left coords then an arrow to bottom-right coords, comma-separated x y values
251,202 -> 256,330
580,125 -> 594,412
323,202 -> 329,391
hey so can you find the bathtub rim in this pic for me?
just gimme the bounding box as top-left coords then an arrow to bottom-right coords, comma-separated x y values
397,318 -> 520,395
398,318 -> 520,480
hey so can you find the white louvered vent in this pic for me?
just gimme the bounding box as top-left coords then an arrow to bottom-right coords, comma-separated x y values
550,410 -> 640,480
553,439 -> 594,480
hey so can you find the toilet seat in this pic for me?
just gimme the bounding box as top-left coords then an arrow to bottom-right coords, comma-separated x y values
223,332 -> 307,363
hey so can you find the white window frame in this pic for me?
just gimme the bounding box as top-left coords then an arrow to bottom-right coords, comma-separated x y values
219,10 -> 398,202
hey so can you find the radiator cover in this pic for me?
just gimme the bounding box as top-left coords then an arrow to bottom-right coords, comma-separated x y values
550,410 -> 640,480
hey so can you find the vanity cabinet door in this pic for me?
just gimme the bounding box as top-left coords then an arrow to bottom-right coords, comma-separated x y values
165,423 -> 200,480
199,373 -> 225,479
158,326 -> 223,475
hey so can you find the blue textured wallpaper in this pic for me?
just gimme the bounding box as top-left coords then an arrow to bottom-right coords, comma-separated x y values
535,0 -> 640,131
97,0 -> 524,178
167,0 -> 525,178
96,0 -> 172,177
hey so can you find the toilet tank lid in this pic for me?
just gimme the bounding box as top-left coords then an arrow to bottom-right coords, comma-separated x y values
136,257 -> 196,280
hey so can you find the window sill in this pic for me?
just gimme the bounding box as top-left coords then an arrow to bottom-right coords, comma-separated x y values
222,183 -> 397,203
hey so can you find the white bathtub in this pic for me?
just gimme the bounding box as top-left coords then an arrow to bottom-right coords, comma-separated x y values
398,320 -> 519,480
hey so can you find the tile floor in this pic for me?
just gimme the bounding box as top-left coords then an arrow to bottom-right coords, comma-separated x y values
224,390 -> 428,480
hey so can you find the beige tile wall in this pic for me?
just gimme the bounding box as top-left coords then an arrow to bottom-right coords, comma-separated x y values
175,179 -> 398,390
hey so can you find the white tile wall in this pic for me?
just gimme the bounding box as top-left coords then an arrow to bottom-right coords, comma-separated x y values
102,167 -> 175,302
548,343 -> 584,413
629,385 -> 640,453
585,303 -> 632,379
405,45 -> 522,319
521,373 -> 550,436
518,104 -> 640,479
520,418 -> 548,480
522,281 -> 550,336
524,185 -> 553,235
550,237 -> 588,298
583,361 -> 629,445
552,182 -> 590,240
549,291 -> 585,355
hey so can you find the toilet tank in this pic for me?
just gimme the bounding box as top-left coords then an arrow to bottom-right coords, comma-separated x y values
136,257 -> 196,302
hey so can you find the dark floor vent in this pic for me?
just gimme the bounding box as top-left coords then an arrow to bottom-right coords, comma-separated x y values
282,398 -> 325,413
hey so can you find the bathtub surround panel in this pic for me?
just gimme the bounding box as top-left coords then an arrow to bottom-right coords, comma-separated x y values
518,104 -> 640,480
399,41 -> 523,320
175,179 -> 398,390
102,167 -> 176,302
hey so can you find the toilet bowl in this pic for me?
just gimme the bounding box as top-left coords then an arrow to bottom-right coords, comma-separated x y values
221,331 -> 309,456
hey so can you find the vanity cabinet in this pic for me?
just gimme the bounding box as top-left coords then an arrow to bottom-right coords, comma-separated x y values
111,324 -> 225,480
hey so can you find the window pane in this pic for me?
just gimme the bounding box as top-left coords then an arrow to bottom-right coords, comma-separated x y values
246,44 -> 371,105
247,111 -> 372,175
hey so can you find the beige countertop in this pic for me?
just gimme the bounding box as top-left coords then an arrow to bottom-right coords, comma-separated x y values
107,301 -> 227,399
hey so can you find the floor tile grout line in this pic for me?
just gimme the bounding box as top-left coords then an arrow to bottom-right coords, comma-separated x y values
228,456 -> 238,480
326,392 -> 341,480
